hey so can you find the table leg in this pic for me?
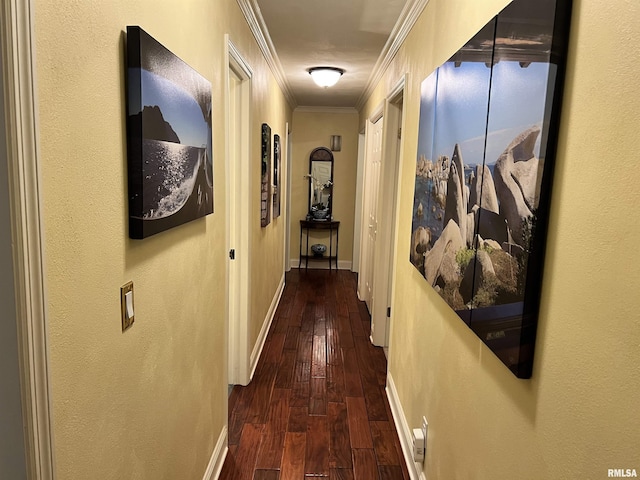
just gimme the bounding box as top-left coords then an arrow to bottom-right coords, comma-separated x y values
336,227 -> 339,270
329,225 -> 333,272
305,228 -> 309,270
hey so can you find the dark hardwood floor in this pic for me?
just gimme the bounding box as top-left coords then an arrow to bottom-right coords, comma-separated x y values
220,269 -> 410,480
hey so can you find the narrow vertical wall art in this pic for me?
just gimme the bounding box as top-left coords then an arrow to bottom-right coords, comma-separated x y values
409,0 -> 572,377
125,26 -> 213,239
273,134 -> 281,218
261,123 -> 272,227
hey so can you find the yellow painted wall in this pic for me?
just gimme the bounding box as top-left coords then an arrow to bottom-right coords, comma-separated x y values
362,0 -> 640,478
247,72 -> 291,352
290,110 -> 359,268
34,0 -> 291,478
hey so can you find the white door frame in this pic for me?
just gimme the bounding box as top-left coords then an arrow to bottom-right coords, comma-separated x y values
284,123 -> 292,271
2,0 -> 56,478
225,37 -> 252,386
1,25 -> 28,480
370,76 -> 406,348
351,131 -> 365,273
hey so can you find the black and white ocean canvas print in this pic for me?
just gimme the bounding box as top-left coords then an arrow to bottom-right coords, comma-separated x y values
126,26 -> 213,239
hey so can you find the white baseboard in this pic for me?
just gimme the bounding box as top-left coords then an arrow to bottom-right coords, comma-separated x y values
249,274 -> 285,380
386,373 -> 427,480
289,258 -> 352,270
202,426 -> 228,480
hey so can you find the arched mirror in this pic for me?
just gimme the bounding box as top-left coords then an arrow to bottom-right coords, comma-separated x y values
308,147 -> 334,220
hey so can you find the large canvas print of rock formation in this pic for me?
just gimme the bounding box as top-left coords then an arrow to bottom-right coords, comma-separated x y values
410,0 -> 572,378
126,26 -> 213,239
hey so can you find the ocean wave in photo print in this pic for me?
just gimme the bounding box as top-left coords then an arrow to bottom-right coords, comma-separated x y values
142,139 -> 203,219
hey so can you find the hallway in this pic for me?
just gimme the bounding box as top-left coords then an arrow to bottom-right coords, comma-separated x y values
220,269 -> 410,479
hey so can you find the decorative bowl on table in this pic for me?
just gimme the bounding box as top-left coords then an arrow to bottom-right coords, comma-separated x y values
311,207 -> 329,220
310,243 -> 327,257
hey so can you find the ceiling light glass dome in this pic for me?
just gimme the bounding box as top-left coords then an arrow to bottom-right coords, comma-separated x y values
308,67 -> 345,88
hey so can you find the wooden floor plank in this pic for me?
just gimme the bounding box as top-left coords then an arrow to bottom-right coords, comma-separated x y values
337,315 -> 354,349
328,402 -> 352,469
281,432 -> 306,480
263,332 -> 286,365
327,363 -> 346,403
287,406 -> 308,433
378,465 -> 405,479
352,449 -> 379,480
266,388 -> 291,432
311,334 -> 327,378
309,376 -> 327,415
297,333 -> 313,362
283,326 -> 300,350
349,311 -> 366,337
253,469 -> 280,480
305,416 -> 329,477
326,328 -> 342,366
346,397 -> 373,449
291,361 -> 311,407
220,423 -> 263,480
274,350 -> 296,389
245,362 -> 277,424
314,304 -> 326,333
301,303 -> 316,335
370,421 -> 401,466
342,348 -> 363,397
228,385 -> 254,445
271,311 -> 290,335
255,429 -> 284,470
331,468 -> 355,480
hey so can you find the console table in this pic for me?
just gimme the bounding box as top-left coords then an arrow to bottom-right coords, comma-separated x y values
299,220 -> 340,270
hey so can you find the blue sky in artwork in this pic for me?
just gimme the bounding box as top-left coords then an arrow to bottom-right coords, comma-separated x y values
417,60 -> 551,167
139,69 -> 208,148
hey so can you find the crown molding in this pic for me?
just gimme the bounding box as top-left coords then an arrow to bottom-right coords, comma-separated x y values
294,106 -> 359,114
355,0 -> 430,111
236,0 -> 298,109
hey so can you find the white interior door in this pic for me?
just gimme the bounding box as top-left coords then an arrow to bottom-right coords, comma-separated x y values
359,113 -> 383,312
226,39 -> 252,386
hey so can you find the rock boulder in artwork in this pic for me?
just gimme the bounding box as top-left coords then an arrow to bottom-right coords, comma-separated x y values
493,126 -> 541,247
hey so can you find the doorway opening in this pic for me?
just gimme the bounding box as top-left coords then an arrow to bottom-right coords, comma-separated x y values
374,78 -> 406,353
358,76 -> 406,353
226,38 -> 252,387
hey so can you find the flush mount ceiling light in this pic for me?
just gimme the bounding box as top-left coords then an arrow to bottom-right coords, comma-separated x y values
308,67 -> 344,88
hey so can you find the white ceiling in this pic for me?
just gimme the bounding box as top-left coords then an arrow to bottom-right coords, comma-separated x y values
238,0 -> 428,109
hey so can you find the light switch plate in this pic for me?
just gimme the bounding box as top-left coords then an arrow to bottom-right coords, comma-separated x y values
120,281 -> 134,331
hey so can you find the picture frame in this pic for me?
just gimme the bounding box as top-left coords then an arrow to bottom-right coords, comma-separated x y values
261,123 -> 271,227
273,133 -> 281,219
409,0 -> 572,378
125,26 -> 213,239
